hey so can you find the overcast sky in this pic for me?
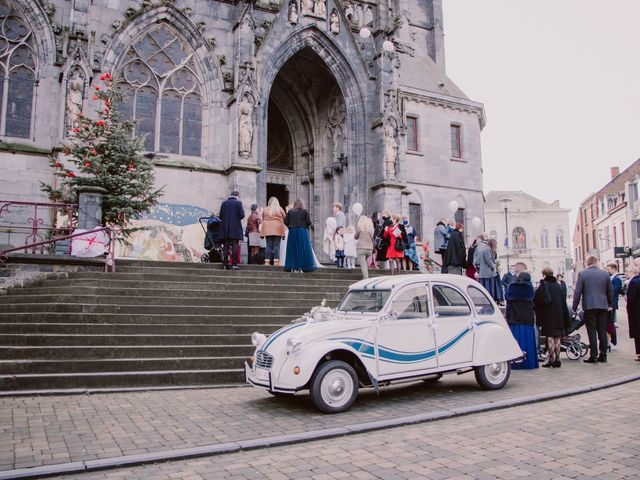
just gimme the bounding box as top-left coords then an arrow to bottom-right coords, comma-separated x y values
443,0 -> 640,229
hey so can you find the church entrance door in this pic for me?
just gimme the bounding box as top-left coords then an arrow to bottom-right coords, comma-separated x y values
265,47 -> 348,257
266,183 -> 289,210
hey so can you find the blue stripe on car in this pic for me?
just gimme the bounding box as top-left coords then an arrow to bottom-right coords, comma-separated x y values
330,321 -> 495,364
262,322 -> 305,351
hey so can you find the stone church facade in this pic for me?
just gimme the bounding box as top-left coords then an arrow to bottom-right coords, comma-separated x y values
0,0 -> 485,259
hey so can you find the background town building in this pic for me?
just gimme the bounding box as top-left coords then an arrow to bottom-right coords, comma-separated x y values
484,191 -> 571,286
0,0 -> 485,261
573,160 -> 640,273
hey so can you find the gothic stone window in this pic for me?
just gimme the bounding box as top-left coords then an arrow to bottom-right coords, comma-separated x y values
117,24 -> 203,156
0,0 -> 37,138
555,229 -> 564,249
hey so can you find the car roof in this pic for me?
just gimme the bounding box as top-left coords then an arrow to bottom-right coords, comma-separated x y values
348,274 -> 478,291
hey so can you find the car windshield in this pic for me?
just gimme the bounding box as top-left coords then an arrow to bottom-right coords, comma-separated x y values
336,290 -> 391,313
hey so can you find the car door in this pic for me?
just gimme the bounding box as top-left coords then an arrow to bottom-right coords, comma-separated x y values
375,284 -> 437,377
430,282 -> 474,368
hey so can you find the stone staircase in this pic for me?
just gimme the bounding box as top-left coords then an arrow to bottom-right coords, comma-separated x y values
0,260 -> 385,392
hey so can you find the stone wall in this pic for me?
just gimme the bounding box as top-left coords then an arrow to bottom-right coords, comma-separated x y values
0,255 -> 105,294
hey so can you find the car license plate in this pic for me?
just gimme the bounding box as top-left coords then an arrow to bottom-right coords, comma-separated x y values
255,368 -> 269,381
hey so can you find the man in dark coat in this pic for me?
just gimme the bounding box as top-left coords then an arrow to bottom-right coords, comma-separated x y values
572,256 -> 613,363
444,223 -> 466,275
625,265 -> 640,361
219,190 -> 245,270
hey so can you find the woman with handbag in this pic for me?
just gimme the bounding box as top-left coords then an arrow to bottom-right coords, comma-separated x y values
261,197 -> 286,266
383,214 -> 407,275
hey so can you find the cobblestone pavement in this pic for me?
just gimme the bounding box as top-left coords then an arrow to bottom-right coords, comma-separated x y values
2,317 -> 639,473
58,377 -> 640,479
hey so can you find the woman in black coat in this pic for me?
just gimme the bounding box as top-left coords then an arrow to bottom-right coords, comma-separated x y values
534,267 -> 571,368
374,211 -> 392,263
505,272 -> 538,369
625,265 -> 640,361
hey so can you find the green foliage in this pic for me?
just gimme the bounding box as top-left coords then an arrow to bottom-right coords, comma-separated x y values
41,73 -> 164,237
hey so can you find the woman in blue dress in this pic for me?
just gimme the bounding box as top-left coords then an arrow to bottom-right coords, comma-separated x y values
505,271 -> 539,369
284,198 -> 317,272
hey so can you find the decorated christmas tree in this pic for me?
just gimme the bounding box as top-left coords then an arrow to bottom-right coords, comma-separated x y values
42,73 -> 164,237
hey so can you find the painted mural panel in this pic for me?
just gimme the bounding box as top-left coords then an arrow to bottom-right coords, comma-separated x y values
117,203 -> 209,262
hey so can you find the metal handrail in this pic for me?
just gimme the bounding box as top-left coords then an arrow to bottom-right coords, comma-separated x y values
0,226 -> 116,272
0,199 -> 77,254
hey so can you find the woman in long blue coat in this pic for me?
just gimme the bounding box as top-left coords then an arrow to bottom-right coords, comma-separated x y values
284,198 -> 317,272
505,272 -> 539,369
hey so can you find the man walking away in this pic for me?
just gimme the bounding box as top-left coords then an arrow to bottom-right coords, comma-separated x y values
444,223 -> 466,275
606,262 -> 623,350
573,256 -> 613,363
219,190 -> 245,270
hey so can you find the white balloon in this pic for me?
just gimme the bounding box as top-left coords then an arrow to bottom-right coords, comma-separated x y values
448,200 -> 459,213
352,203 -> 363,216
472,217 -> 482,230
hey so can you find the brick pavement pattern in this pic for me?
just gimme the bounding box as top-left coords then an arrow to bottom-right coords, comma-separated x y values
2,320 -> 639,473
56,379 -> 640,479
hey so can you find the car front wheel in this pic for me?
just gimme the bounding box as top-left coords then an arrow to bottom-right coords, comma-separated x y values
309,360 -> 358,414
474,361 -> 511,390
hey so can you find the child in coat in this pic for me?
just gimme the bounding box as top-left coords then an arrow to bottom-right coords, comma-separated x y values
344,226 -> 357,269
334,226 -> 345,268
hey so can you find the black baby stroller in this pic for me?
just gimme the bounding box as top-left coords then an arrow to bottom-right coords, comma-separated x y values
538,308 -> 589,361
199,215 -> 223,263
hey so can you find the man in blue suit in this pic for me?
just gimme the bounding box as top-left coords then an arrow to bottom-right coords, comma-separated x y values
219,190 -> 245,270
606,262 -> 623,349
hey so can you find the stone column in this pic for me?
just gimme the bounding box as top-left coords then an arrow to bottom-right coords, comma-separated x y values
77,186 -> 106,230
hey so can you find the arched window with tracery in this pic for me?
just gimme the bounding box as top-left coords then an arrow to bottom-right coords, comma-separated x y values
116,24 -> 203,156
512,227 -> 526,249
555,229 -> 564,249
0,0 -> 37,138
540,229 -> 549,249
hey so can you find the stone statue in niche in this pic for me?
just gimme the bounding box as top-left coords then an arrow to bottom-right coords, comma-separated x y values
344,3 -> 353,22
66,69 -> 84,133
238,96 -> 253,157
383,124 -> 398,179
301,0 -> 313,15
330,10 -> 339,33
364,5 -> 374,26
289,1 -> 299,24
314,0 -> 326,17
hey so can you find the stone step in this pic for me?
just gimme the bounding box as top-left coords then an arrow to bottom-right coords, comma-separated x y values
0,356 -> 246,374
0,369 -> 245,390
114,265 -> 381,280
0,303 -> 324,315
0,322 -> 285,335
66,271 -> 357,286
2,333 -> 252,346
0,294 -> 341,307
0,313 -> 299,325
30,279 -> 350,293
0,345 -> 254,360
6,286 -> 345,299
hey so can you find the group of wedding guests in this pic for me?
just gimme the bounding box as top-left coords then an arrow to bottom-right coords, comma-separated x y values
220,191 -> 319,272
321,208 -> 420,279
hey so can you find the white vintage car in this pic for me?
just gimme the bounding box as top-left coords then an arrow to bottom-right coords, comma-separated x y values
245,274 -> 523,413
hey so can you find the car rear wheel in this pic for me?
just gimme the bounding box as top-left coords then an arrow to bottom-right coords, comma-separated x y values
310,360 -> 358,414
474,361 -> 511,390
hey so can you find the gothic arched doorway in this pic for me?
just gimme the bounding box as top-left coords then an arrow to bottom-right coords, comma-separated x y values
265,46 -> 348,253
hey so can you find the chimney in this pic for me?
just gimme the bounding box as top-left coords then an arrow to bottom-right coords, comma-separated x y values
611,166 -> 620,178
552,200 -> 560,207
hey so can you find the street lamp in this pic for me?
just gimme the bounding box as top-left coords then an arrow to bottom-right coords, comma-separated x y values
500,197 -> 512,269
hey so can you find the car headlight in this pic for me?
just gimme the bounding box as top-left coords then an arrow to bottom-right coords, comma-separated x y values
287,337 -> 302,354
251,332 -> 267,348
